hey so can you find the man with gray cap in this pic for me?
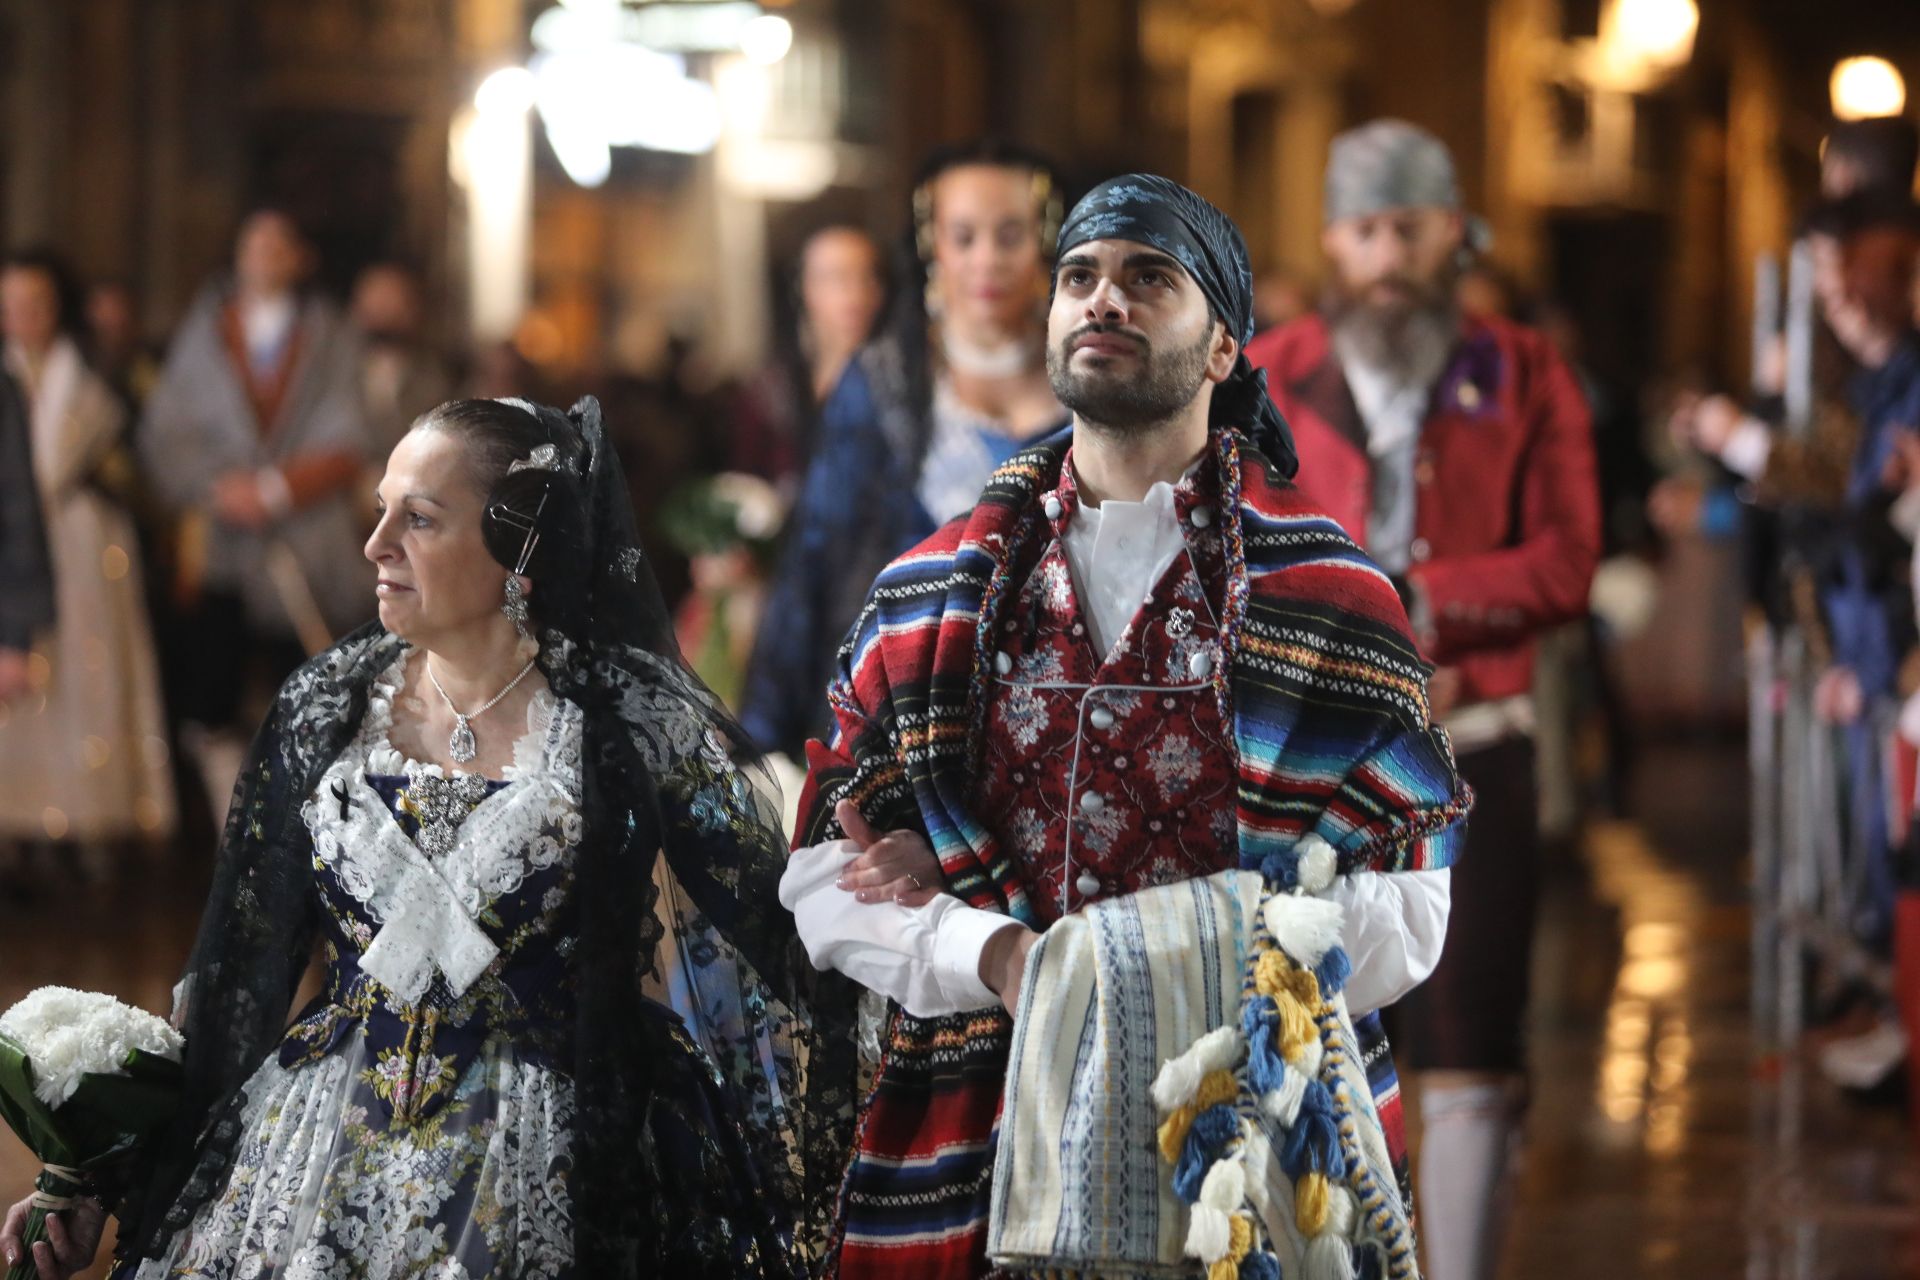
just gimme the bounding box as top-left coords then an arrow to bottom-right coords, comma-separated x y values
1248,120 -> 1600,1280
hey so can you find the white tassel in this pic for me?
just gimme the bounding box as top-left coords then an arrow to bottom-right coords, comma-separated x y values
1151,1025 -> 1243,1111
1152,1052 -> 1204,1113
1289,1035 -> 1325,1082
1194,1023 -> 1242,1073
1305,1234 -> 1358,1280
1296,834 -> 1339,895
1199,1157 -> 1247,1213
1260,1066 -> 1309,1125
1262,893 -> 1345,965
1186,1205 -> 1234,1262
1325,1185 -> 1358,1239
1239,1129 -> 1276,1221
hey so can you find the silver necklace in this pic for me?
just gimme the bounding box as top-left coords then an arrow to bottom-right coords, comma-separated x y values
424,654 -> 539,764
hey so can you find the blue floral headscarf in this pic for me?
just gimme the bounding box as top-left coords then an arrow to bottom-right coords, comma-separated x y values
1056,174 -> 1298,478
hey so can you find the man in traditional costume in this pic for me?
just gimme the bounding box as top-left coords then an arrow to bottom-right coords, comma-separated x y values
1247,121 -> 1600,1280
783,175 -> 1471,1280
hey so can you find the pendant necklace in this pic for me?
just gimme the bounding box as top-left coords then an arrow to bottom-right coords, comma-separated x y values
425,654 -> 539,765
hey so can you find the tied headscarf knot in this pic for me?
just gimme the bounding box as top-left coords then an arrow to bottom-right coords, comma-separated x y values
1056,174 -> 1299,478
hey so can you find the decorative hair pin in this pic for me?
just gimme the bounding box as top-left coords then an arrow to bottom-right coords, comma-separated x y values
509,443 -> 559,475
489,488 -> 550,577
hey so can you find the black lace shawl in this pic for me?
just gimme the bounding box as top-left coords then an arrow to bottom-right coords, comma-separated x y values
113,399 -> 859,1276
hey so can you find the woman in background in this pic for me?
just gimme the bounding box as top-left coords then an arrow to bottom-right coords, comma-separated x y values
740,140 -> 1070,759
0,250 -> 175,867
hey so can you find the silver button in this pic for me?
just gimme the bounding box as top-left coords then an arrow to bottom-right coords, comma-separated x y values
1075,870 -> 1102,897
1043,495 -> 1063,519
1189,651 -> 1215,679
1410,537 -> 1432,563
1079,791 -> 1106,814
1191,506 -> 1213,528
995,651 -> 1013,676
1089,706 -> 1116,730
1457,382 -> 1482,411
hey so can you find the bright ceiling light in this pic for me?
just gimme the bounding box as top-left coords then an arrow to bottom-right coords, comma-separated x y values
1831,56 -> 1907,122
531,45 -> 722,183
740,14 -> 793,65
1606,0 -> 1698,71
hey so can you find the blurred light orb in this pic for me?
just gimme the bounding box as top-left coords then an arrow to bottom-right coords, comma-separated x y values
740,14 -> 793,64
1831,57 -> 1907,122
1607,0 -> 1697,70
475,66 -> 537,118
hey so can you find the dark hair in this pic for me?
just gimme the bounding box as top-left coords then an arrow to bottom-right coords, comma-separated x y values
413,398 -> 591,627
785,222 -> 892,356
237,204 -> 312,244
883,138 -> 1068,419
1799,188 -> 1920,242
1,248 -> 87,339
1825,116 -> 1920,198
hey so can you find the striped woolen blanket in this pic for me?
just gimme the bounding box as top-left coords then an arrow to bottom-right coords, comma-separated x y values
990,870 -> 1414,1279
794,426 -> 1471,1279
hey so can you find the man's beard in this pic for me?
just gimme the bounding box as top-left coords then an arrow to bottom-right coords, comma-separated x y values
1046,324 -> 1214,436
1326,268 -> 1459,389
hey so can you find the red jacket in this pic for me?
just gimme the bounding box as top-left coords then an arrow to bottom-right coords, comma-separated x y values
1246,312 -> 1601,706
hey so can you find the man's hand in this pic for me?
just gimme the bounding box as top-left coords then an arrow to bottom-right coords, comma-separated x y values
1675,393 -> 1748,458
834,799 -> 943,908
977,922 -> 1038,1017
0,649 -> 29,702
211,470 -> 271,531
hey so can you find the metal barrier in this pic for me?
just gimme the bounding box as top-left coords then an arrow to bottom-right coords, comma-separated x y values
1749,623 -> 1897,1053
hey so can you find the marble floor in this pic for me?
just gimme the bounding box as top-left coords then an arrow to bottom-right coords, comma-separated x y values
0,738 -> 1915,1278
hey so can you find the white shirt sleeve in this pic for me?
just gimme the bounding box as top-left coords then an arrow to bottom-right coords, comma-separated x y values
781,844 -> 1451,1021
778,839 -> 1020,1017
1326,868 -> 1452,1018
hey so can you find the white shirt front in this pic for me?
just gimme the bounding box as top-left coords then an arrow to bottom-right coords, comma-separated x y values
1338,341 -> 1432,577
779,471 -> 1454,1019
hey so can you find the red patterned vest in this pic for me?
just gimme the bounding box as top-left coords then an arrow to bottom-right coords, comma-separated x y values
974,457 -> 1241,920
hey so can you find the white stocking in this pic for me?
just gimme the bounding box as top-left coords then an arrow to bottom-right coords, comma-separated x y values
1416,1077 -> 1524,1280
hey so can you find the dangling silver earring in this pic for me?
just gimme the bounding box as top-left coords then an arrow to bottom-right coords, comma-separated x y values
502,575 -> 531,639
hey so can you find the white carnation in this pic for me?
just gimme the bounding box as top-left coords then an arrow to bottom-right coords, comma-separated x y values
0,986 -> 183,1108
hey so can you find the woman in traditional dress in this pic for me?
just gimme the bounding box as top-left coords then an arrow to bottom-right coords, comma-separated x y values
4,397 -> 843,1278
739,141 -> 1073,759
0,251 -> 175,860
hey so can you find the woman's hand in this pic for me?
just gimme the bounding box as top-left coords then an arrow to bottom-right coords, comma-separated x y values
1,1197 -> 107,1280
833,800 -> 943,908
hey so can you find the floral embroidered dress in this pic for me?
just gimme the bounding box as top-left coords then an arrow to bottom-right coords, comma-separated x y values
128,654 -> 595,1279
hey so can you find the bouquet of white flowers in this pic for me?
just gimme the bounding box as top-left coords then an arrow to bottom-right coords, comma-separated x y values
0,987 -> 184,1280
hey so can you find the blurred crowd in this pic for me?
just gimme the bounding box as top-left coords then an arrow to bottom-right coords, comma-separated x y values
1658,116 -> 1920,1106
0,142 -> 1648,881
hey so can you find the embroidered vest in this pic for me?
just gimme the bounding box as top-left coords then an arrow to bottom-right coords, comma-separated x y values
974,465 -> 1240,923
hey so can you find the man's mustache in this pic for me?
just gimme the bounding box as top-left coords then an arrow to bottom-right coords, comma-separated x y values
1062,322 -> 1150,353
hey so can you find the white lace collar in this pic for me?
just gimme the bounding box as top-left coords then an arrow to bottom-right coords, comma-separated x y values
299,649 -> 585,1005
